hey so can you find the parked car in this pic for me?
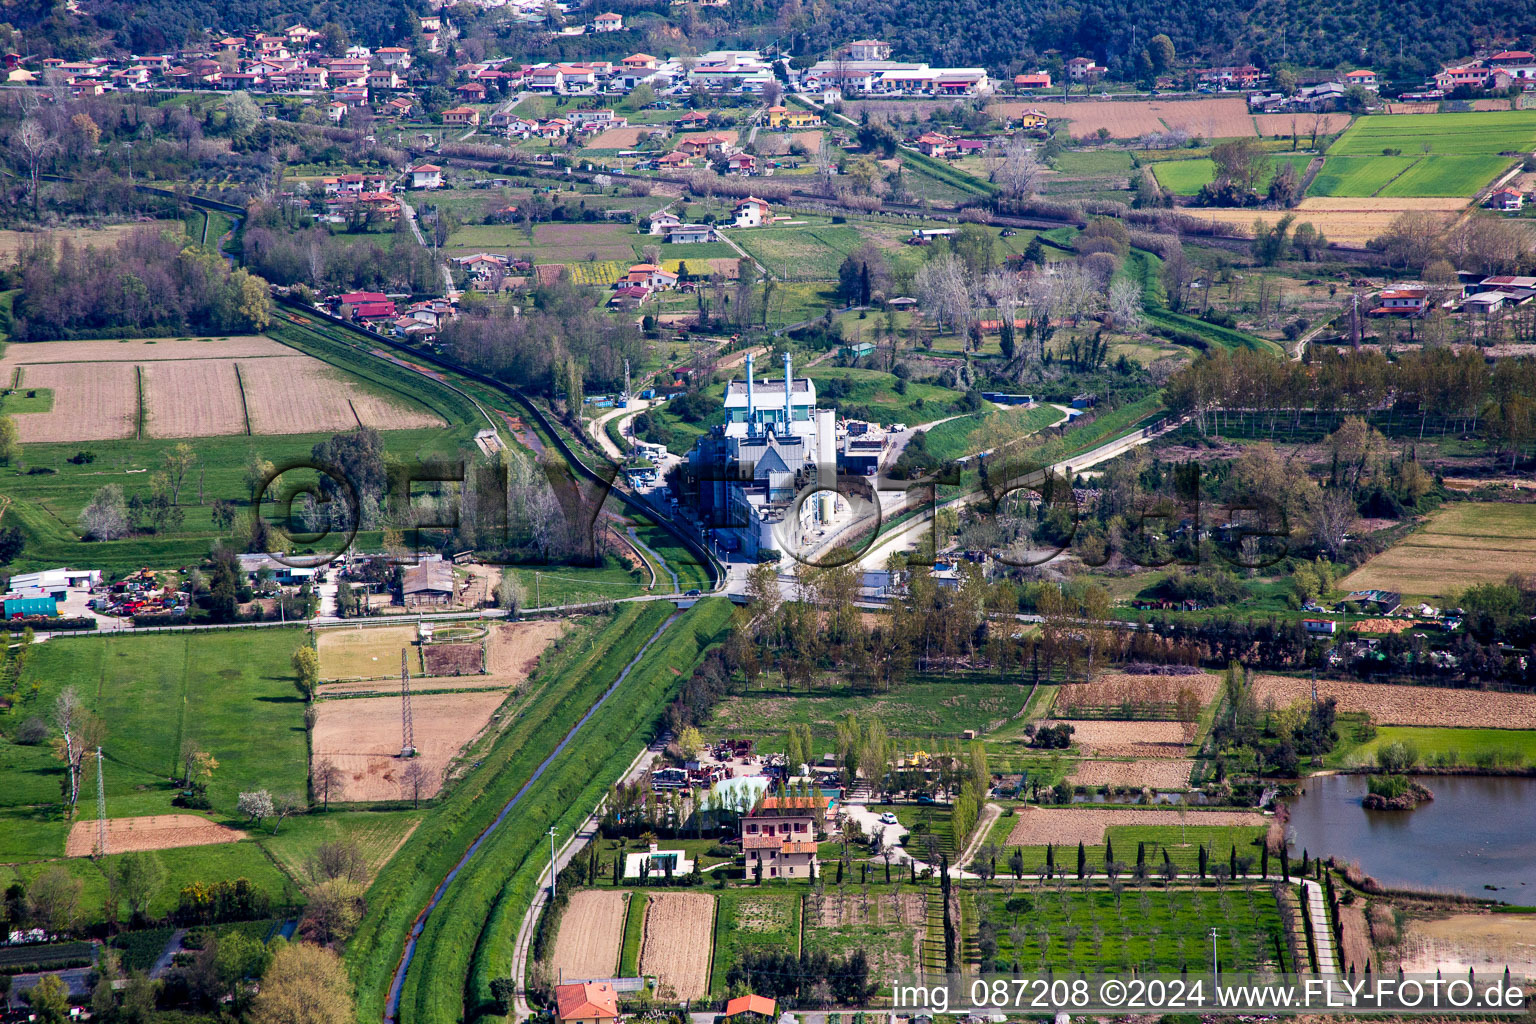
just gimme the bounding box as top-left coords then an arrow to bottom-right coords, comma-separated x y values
879,812 -> 898,825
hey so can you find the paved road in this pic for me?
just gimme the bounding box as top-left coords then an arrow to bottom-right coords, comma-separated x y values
149,928 -> 187,979
1301,878 -> 1339,973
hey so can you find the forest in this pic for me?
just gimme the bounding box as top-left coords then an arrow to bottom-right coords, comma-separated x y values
9,228 -> 272,339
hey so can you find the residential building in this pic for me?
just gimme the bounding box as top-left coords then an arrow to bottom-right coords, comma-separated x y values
592,11 -> 623,31
1198,64 -> 1262,88
766,105 -> 820,128
665,223 -> 715,243
409,164 -> 443,189
726,152 -> 757,174
1343,68 -> 1379,90
732,196 -> 771,227
1488,187 -> 1524,210
622,263 -> 678,290
914,131 -> 958,157
1434,64 -> 1492,91
1066,56 -> 1106,82
1373,285 -> 1428,315
740,793 -> 829,879
442,105 -> 481,126
723,996 -> 778,1021
647,210 -> 682,235
846,39 -> 890,60
456,80 -> 488,101
553,982 -> 619,1024
376,47 -> 412,68
1013,71 -> 1051,90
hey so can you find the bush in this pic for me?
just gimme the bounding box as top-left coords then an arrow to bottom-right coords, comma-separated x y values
15,716 -> 49,745
1375,740 -> 1418,773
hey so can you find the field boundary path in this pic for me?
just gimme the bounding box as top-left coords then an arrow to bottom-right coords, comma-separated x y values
1300,878 -> 1339,973
383,611 -> 681,1023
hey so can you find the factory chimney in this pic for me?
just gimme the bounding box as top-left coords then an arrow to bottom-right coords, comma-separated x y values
744,351 -> 755,434
783,351 -> 793,433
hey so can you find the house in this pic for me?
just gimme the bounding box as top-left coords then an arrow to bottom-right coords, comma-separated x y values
1373,285 -> 1428,316
326,101 -> 347,122
677,110 -> 712,127
726,152 -> 757,174
385,96 -> 416,117
623,263 -> 679,290
442,106 -> 481,126
1013,71 -> 1051,90
914,131 -> 958,157
528,66 -> 565,92
1434,64 -> 1490,91
368,69 -> 403,91
723,995 -> 778,1021
622,842 -> 696,877
402,558 -> 455,607
1488,188 -> 1524,211
1013,109 -> 1048,131
648,210 -> 682,235
456,80 -> 488,101
1343,69 -> 1379,90
765,105 -> 820,128
409,164 -> 443,189
1066,56 -> 1106,82
376,46 -> 412,68
554,982 -> 619,1024
676,132 -> 734,157
593,11 -> 624,31
1199,65 -> 1263,88
609,285 -> 650,308
665,223 -> 715,243
847,39 -> 891,60
1302,618 -> 1338,635
657,150 -> 696,168
741,794 -> 828,879
732,196 -> 771,227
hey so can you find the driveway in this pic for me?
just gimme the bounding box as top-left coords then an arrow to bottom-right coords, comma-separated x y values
840,803 -> 909,857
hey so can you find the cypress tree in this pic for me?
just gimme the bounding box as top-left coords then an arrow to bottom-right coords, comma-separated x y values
1198,844 -> 1208,879
941,855 -> 956,973
886,858 -> 891,884
1137,842 -> 1146,870
1105,837 -> 1115,869
836,859 -> 843,884
1261,843 -> 1269,879
1301,849 -> 1310,876
1077,842 -> 1086,879
1230,845 -> 1238,878
1045,843 -> 1055,878
1280,845 -> 1290,881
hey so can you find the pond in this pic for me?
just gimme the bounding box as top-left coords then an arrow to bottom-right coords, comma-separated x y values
1283,774 -> 1536,905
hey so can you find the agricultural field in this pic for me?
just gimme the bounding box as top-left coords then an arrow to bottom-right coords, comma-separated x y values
1150,154 -> 1313,196
552,890 -> 629,981
0,336 -> 442,443
1397,913 -> 1536,975
318,625 -> 421,681
1066,759 -> 1194,788
1053,720 -> 1190,758
636,892 -> 715,1000
1253,113 -> 1351,137
705,679 -> 1034,752
1197,196 -> 1464,247
0,222 -> 155,259
1251,675 -> 1536,729
977,887 -> 1287,971
446,221 -> 641,262
309,690 -> 505,802
802,892 -> 925,977
1334,726 -> 1536,769
1311,111 -> 1536,197
1341,501 -> 1536,598
991,97 -> 1256,139
1004,807 -> 1267,847
64,814 -> 245,857
711,891 -> 801,989
1054,671 -> 1223,716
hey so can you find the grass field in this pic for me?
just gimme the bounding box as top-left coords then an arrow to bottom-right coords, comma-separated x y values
921,404 -> 1066,463
1311,111 -> 1536,197
1150,154 -> 1313,196
1340,501 -> 1536,598
731,224 -> 869,280
978,886 -> 1286,971
710,890 -> 800,992
806,365 -> 965,424
987,819 -> 1268,876
1332,726 -> 1536,770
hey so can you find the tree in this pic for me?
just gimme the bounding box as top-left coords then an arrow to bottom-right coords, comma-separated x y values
25,974 -> 70,1024
1267,161 -> 1300,208
291,647 -> 320,700
0,414 -> 16,466
313,758 -> 346,812
26,867 -> 82,933
993,135 -> 1041,199
109,852 -> 166,924
497,571 -> 526,612
81,485 -> 131,540
1108,278 -> 1143,329
1148,34 -> 1176,74
301,877 -> 365,944
249,943 -> 354,1024
401,759 -> 430,808
159,443 -> 198,506
238,790 -> 275,827
225,92 -> 261,140
51,688 -> 103,814
1252,214 -> 1296,266
677,726 -> 704,759
13,119 -> 56,217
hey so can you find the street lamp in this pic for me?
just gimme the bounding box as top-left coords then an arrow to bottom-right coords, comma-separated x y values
546,829 -> 559,902
1210,927 -> 1219,982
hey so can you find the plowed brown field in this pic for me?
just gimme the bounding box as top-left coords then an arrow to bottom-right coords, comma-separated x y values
637,893 -> 714,999
1004,807 -> 1265,846
552,890 -> 628,981
65,814 -> 246,856
310,691 -> 504,801
1251,675 -> 1536,728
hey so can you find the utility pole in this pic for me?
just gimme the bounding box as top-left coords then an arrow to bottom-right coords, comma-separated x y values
95,748 -> 108,858
548,826 -> 558,900
1210,927 -> 1220,982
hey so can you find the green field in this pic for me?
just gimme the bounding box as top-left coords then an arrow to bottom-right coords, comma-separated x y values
0,386 -> 53,414
3,629 -> 310,823
710,890 -> 801,991
732,224 -> 871,280
921,403 -> 1066,463
986,821 -> 1269,877
977,886 -> 1287,971
1150,154 -> 1313,196
1310,111 -> 1536,197
1335,726 -> 1536,769
806,365 -> 965,424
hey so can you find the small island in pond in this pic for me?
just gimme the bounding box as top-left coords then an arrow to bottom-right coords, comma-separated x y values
1363,775 -> 1434,811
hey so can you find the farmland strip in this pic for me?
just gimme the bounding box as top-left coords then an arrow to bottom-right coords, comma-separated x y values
135,364 -> 144,439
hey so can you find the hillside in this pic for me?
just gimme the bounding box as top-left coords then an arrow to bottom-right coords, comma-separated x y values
760,0 -> 1534,84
